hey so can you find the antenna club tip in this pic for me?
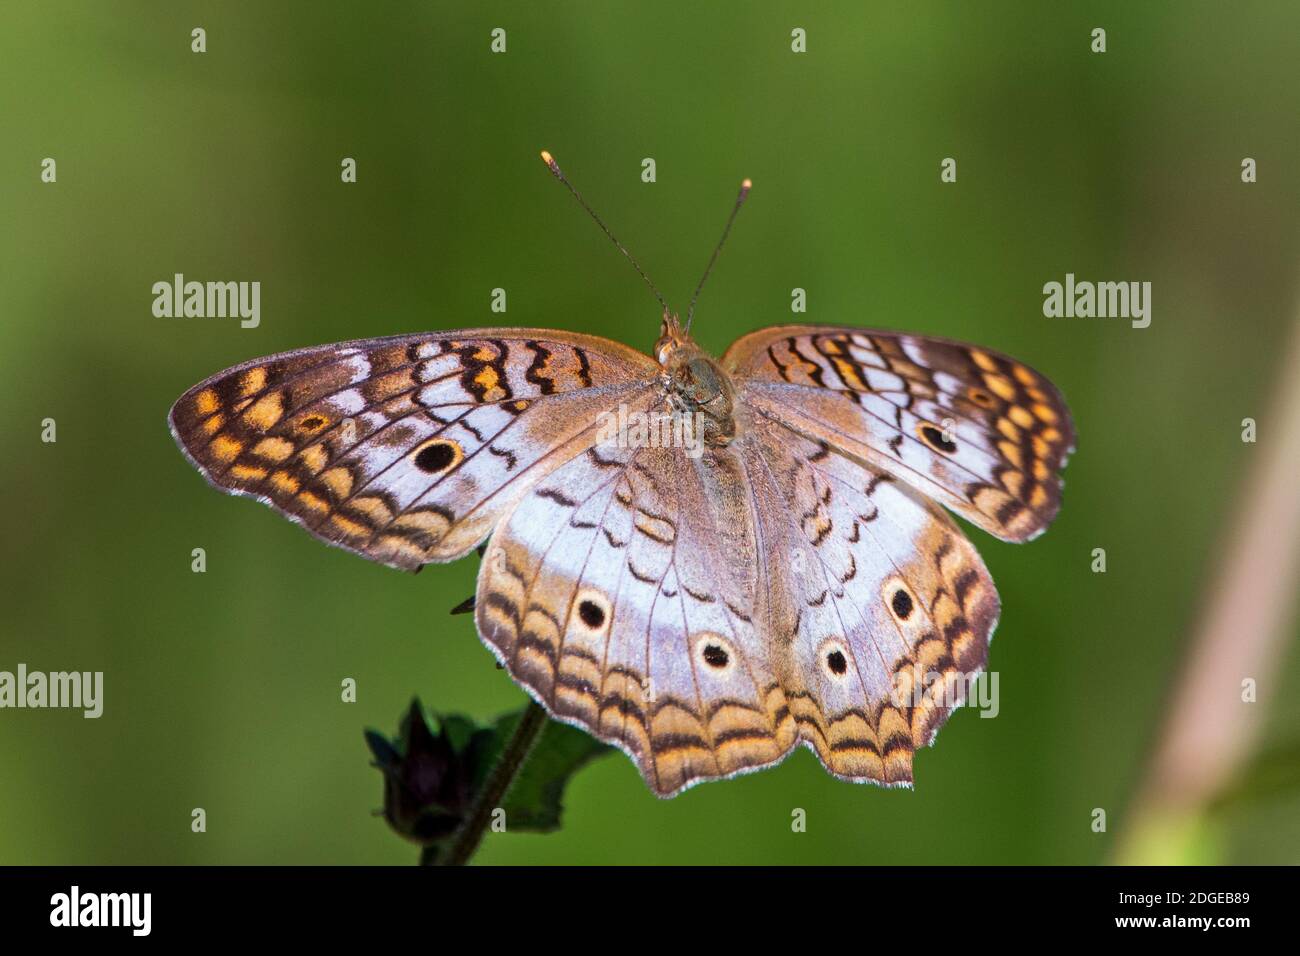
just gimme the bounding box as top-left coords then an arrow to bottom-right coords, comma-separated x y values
539,149 -> 563,178
741,178 -> 753,190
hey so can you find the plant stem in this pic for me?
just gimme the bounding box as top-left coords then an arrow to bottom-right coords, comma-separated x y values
434,700 -> 549,866
1114,300 -> 1300,863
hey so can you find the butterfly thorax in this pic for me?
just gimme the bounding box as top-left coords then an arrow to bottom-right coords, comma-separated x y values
656,314 -> 737,446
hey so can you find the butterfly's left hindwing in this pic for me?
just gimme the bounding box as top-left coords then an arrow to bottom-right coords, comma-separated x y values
169,331 -> 657,570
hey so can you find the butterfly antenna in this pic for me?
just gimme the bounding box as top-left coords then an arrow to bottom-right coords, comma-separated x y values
685,177 -> 752,333
539,150 -> 669,315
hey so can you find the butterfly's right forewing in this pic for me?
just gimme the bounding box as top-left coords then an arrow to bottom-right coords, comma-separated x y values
724,327 -> 1075,542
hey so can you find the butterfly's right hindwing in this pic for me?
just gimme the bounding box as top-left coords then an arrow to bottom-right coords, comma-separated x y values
475,439 -> 797,797
739,412 -> 1001,788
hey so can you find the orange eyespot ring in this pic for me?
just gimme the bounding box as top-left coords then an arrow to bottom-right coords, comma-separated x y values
411,438 -> 464,474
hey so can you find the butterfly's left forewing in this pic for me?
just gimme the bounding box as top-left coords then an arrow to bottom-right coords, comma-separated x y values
169,330 -> 658,570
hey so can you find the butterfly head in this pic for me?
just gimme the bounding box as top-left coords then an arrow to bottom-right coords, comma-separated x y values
654,310 -> 692,363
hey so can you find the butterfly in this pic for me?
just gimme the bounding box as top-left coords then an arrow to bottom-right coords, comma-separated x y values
169,152 -> 1074,797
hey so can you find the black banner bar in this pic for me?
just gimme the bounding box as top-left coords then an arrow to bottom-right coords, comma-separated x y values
0,865 -> 1280,941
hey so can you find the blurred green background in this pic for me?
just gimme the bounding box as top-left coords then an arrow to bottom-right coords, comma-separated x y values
2,1 -> 1297,865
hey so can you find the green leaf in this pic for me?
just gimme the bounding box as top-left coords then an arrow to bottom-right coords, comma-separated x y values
489,711 -> 613,833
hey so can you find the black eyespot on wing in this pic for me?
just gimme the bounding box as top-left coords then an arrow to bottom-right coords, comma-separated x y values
578,600 -> 606,629
892,588 -> 914,620
826,650 -> 847,675
919,424 -> 957,454
414,441 -> 458,473
702,644 -> 729,668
